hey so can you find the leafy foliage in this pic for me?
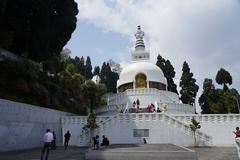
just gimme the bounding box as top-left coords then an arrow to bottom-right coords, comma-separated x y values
199,76 -> 239,114
198,79 -> 215,114
100,62 -> 119,93
215,68 -> 232,91
82,80 -> 107,113
0,0 -> 78,62
85,56 -> 93,80
156,54 -> 178,94
0,58 -> 107,115
189,117 -> 201,147
179,61 -> 199,105
93,66 -> 100,76
84,112 -> 98,129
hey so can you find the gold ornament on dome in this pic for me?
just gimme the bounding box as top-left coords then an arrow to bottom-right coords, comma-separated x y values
135,73 -> 147,88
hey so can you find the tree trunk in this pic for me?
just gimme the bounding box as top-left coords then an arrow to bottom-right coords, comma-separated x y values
193,131 -> 196,147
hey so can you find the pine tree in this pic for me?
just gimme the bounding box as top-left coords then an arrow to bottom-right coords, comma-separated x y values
100,62 -> 118,93
179,61 -> 199,105
100,62 -> 107,84
156,54 -> 178,94
85,56 -> 93,80
164,60 -> 178,94
76,56 -> 85,76
156,54 -> 165,71
93,66 -> 100,76
106,63 -> 118,93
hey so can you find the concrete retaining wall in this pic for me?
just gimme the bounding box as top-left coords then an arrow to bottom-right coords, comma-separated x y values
0,99 -> 74,151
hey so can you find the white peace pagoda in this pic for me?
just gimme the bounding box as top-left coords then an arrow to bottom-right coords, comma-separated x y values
61,26 -> 239,149
97,26 -> 194,115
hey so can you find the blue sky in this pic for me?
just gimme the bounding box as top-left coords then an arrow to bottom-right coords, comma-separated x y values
65,0 -> 240,112
66,22 -> 131,67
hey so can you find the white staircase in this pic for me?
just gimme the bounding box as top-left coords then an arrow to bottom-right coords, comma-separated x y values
78,113 -> 212,147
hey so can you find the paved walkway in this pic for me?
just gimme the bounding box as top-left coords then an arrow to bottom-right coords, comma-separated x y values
0,146 -> 238,160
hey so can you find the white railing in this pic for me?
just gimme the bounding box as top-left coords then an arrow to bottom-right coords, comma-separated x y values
95,104 -> 125,114
172,114 -> 240,124
116,113 -> 212,146
108,88 -> 180,105
96,103 -> 194,114
125,88 -> 179,102
61,116 -> 88,125
78,115 -> 118,146
158,103 -> 194,114
94,113 -> 212,146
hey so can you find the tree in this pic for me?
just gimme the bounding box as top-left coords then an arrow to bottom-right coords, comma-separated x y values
156,54 -> 165,71
93,66 -> 100,76
75,56 -> 85,76
0,0 -> 78,62
189,117 -> 201,147
100,62 -> 118,93
85,56 -> 93,80
179,61 -> 199,105
156,54 -> 178,94
65,63 -> 76,75
83,112 -> 98,144
100,62 -> 107,85
82,80 -> 107,114
199,78 -> 215,114
84,112 -> 98,130
215,68 -> 232,91
164,60 -> 178,94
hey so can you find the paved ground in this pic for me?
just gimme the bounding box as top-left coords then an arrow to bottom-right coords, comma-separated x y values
191,147 -> 239,160
0,145 -> 239,160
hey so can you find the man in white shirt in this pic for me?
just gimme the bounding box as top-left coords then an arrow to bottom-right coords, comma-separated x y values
41,129 -> 53,160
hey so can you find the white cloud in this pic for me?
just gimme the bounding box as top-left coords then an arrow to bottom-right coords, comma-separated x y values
76,0 -> 240,94
95,48 -> 105,55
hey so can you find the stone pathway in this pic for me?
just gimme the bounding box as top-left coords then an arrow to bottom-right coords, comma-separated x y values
191,147 -> 239,160
0,146 -> 86,160
0,146 -> 238,160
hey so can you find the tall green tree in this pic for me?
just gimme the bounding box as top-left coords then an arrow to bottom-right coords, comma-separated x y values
156,54 -> 165,70
100,62 -> 107,85
85,56 -> 93,80
78,56 -> 85,76
215,68 -> 232,91
179,61 -> 199,105
164,60 -> 178,94
82,80 -> 106,113
156,54 -> 178,94
198,78 -> 215,114
107,63 -> 118,93
0,0 -> 78,62
93,66 -> 100,76
100,62 -> 118,93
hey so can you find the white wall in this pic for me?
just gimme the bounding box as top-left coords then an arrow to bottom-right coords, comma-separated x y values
62,113 -> 211,147
61,116 -> 111,146
173,114 -> 240,146
61,113 -> 240,147
0,99 -> 74,151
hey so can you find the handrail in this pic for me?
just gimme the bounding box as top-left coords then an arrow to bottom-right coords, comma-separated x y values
78,114 -> 119,144
173,114 -> 240,123
70,113 -> 214,146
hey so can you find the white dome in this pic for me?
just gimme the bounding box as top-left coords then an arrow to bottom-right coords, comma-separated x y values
117,61 -> 167,88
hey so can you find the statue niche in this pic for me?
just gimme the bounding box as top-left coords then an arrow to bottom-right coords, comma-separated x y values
135,73 -> 147,88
